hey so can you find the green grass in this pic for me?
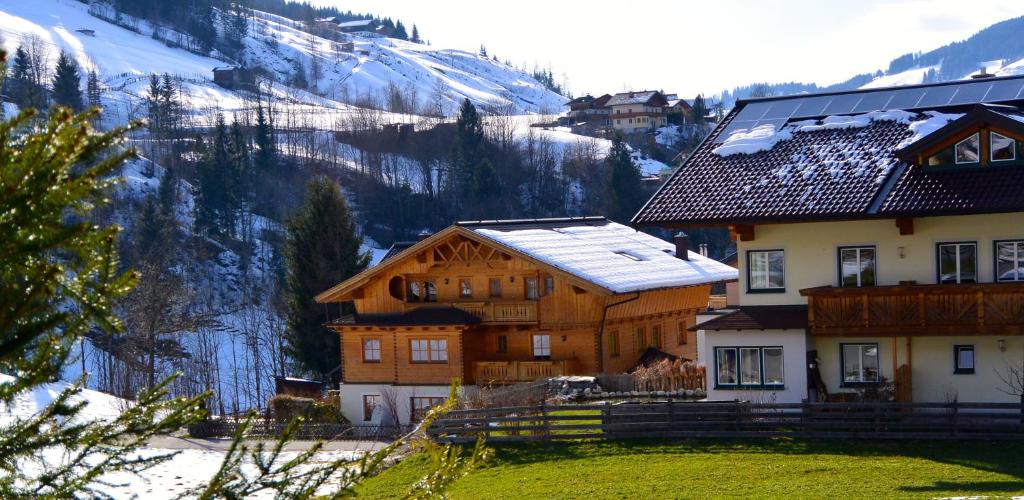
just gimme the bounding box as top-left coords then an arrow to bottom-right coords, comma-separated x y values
359,438 -> 1024,499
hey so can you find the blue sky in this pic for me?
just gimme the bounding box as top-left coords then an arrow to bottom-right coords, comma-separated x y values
314,0 -> 1024,97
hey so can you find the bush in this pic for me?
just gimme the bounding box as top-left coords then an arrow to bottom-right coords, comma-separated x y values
268,394 -> 349,425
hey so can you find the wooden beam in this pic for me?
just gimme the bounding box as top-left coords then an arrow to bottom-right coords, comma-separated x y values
896,218 -> 914,235
729,224 -> 755,242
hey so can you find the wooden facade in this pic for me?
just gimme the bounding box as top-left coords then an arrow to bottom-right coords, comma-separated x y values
318,226 -> 714,386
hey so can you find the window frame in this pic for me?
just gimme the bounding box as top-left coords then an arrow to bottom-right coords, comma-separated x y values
423,281 -> 438,302
954,132 -> 981,165
489,277 -> 502,298
676,321 -> 687,346
362,337 -> 382,363
362,394 -> 381,422
531,334 -> 551,359
409,338 -> 448,364
994,240 -> 1024,283
543,275 -> 555,296
608,330 -> 620,357
458,278 -> 473,298
746,249 -> 786,293
954,345 -> 975,375
524,277 -> 539,300
990,131 -> 1017,162
837,245 -> 877,288
409,396 -> 446,421
635,327 -> 647,353
496,334 -> 508,354
651,324 -> 662,349
713,346 -> 785,390
936,241 -> 978,284
840,342 -> 881,387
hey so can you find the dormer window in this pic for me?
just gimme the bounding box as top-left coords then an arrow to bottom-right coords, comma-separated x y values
954,133 -> 980,164
991,132 -> 1016,162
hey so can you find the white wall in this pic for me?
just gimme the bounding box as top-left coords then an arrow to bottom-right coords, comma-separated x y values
737,213 -> 1024,306
698,329 -> 809,403
338,383 -> 458,425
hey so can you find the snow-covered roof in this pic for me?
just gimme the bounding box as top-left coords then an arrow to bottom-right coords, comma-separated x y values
464,218 -> 736,294
606,91 -> 664,107
336,19 -> 375,28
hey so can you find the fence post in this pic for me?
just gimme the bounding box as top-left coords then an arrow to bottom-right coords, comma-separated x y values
667,399 -> 674,430
540,400 -> 550,439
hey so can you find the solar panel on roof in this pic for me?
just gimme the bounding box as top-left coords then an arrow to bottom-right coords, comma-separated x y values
884,88 -> 926,109
985,80 -> 1024,102
821,94 -> 863,116
917,85 -> 958,107
851,92 -> 894,113
733,101 -> 772,121
948,81 -> 992,105
761,99 -> 801,119
791,95 -> 833,118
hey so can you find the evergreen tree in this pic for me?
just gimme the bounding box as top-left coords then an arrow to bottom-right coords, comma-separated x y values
145,74 -> 162,134
689,94 -> 707,125
51,51 -> 83,111
253,102 -> 275,175
9,46 -> 34,108
157,165 -> 178,217
227,117 -> 250,208
86,69 -> 102,110
449,98 -> 487,212
478,44 -> 487,57
604,136 -> 643,223
195,115 -> 234,236
394,20 -> 408,40
160,73 -> 179,134
284,178 -> 368,381
411,24 -> 421,43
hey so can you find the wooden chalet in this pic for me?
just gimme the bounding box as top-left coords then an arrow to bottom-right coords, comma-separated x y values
315,217 -> 736,424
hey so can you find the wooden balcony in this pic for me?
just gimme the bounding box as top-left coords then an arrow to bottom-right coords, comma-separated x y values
800,282 -> 1024,336
473,360 -> 571,384
403,301 -> 537,324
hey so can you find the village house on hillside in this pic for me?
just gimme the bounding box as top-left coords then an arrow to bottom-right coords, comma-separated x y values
634,74 -> 1024,404
606,90 -> 670,134
315,217 -> 736,424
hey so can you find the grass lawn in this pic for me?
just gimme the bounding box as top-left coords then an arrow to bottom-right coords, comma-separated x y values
359,438 -> 1024,498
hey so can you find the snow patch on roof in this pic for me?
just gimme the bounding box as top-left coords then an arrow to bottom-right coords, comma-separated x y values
896,111 -> 964,149
471,221 -> 737,293
713,124 -> 794,156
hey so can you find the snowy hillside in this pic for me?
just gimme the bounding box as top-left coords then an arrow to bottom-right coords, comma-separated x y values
0,0 -> 565,128
858,58 -> 1024,89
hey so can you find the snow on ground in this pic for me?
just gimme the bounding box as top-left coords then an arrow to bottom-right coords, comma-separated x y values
860,65 -> 939,89
0,373 -> 125,425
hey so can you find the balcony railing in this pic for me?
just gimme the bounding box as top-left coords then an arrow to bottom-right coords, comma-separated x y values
800,282 -> 1024,336
403,301 -> 537,323
473,360 -> 570,383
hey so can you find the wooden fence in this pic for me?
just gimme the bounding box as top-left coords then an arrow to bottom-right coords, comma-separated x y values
189,418 -> 413,441
427,401 -> 1024,443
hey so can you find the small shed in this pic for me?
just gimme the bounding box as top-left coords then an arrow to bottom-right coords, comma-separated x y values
76,28 -> 96,37
212,66 -> 238,88
274,377 -> 323,399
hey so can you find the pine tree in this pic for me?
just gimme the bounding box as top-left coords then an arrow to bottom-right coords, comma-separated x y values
478,44 -> 487,57
411,24 -> 421,43
195,115 -> 234,237
604,135 -> 643,223
227,117 -> 250,210
86,69 -> 102,110
160,73 -> 179,135
145,74 -> 162,134
10,46 -> 32,108
254,102 -> 275,175
157,165 -> 178,217
394,20 -> 408,40
284,178 -> 369,381
51,51 -> 84,111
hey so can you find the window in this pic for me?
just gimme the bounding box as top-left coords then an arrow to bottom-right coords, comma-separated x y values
525,277 -> 539,300
635,327 -> 646,352
954,345 -> 975,375
544,275 -> 555,296
747,250 -> 785,292
423,281 -> 438,302
496,335 -> 508,354
676,321 -> 688,345
410,339 -> 447,363
362,338 -> 381,363
651,325 -> 662,349
841,343 -> 879,385
715,346 -> 785,387
532,334 -> 551,359
608,330 -> 620,357
407,281 -> 421,302
362,394 -> 381,422
459,278 -> 472,298
991,132 -> 1016,162
955,133 -> 980,164
410,396 -> 445,421
489,278 -> 502,297
937,242 -> 977,284
839,246 -> 876,287
996,240 -> 1024,282
927,146 -> 955,166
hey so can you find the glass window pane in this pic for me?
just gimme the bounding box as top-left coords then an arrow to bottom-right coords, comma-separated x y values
957,347 -> 975,370
959,244 -> 977,283
991,132 -> 1016,162
863,345 -> 879,382
740,348 -> 761,385
424,282 -> 437,302
763,348 -> 784,385
939,245 -> 959,284
767,251 -> 785,289
997,242 -> 1024,282
749,252 -> 766,289
843,345 -> 862,383
860,248 -> 876,286
841,248 -> 859,287
955,133 -> 980,164
717,348 -> 738,385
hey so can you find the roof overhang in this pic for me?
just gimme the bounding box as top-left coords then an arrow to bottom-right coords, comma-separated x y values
896,104 -> 1024,162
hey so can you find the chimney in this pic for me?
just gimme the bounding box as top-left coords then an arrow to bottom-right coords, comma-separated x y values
674,232 -> 690,261
971,68 -> 995,79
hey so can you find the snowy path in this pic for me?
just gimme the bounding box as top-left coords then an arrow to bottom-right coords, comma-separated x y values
144,435 -> 388,453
